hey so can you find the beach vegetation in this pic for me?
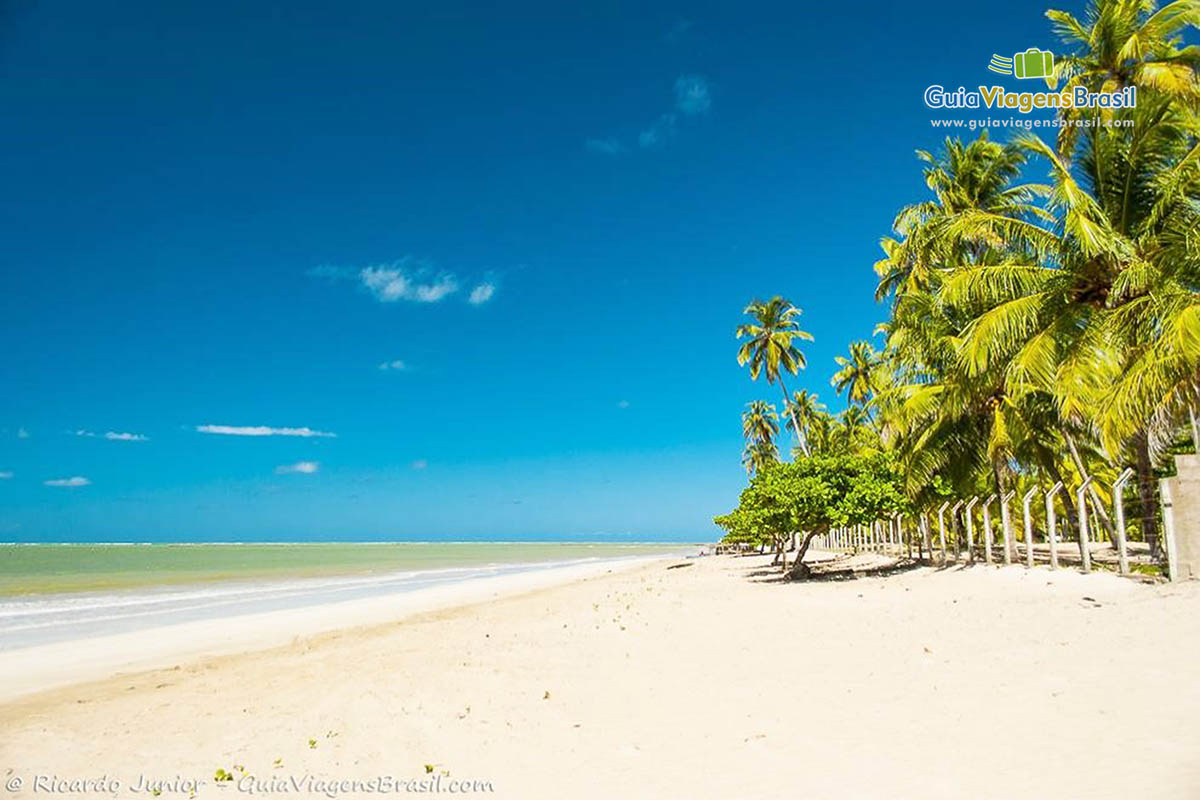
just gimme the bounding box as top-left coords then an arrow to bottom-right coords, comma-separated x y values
722,0 -> 1200,571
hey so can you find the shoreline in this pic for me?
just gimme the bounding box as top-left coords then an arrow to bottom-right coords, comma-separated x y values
3,554 -> 1199,799
0,555 -> 675,705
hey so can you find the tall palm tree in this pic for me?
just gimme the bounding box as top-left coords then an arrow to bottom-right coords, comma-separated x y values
784,390 -> 826,456
1047,0 -> 1200,154
736,297 -> 815,456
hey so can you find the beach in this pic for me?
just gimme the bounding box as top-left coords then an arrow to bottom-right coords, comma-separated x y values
3,553 -> 1199,799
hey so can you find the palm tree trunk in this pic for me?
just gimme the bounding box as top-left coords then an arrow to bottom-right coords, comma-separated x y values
1063,432 -> 1118,546
776,374 -> 809,457
1133,432 -> 1161,558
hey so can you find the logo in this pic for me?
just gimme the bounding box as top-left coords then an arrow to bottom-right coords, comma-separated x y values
989,48 -> 1054,79
922,45 -> 1134,113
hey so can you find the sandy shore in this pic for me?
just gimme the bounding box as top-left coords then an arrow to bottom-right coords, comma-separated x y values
3,554 -> 1199,799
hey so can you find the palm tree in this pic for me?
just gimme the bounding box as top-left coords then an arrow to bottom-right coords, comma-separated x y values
831,341 -> 882,410
742,439 -> 780,476
736,297 -> 815,455
873,133 -> 1051,300
1047,0 -> 1200,154
741,401 -> 780,446
784,390 -> 826,456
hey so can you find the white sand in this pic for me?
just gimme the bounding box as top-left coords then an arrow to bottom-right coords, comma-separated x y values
2,554 -> 1199,799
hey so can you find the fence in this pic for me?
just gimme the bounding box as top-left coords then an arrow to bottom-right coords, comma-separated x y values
811,469 -> 1179,579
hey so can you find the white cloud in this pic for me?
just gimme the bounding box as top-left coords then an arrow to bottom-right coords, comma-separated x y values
275,461 -> 319,475
674,75 -> 711,115
75,430 -> 148,441
360,266 -> 458,304
0,471 -> 12,479
468,282 -> 496,305
196,425 -> 337,438
105,431 -> 148,441
312,259 -> 500,306
617,400 -> 630,409
17,427 -> 29,439
410,459 -> 428,471
585,138 -> 625,156
44,476 -> 90,487
378,360 -> 407,371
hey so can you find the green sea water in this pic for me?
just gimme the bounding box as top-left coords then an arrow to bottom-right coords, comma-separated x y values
0,542 -> 694,596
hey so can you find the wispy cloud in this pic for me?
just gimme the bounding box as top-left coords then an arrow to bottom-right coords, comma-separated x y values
360,265 -> 459,303
0,471 -> 13,479
17,427 -> 29,439
44,476 -> 90,487
196,425 -> 337,438
378,360 -> 407,371
585,138 -> 626,156
468,282 -> 497,305
410,459 -> 428,471
590,74 -> 712,155
105,431 -> 149,441
674,75 -> 711,115
75,430 -> 149,441
639,113 -> 677,148
275,461 -> 319,475
617,400 -> 631,409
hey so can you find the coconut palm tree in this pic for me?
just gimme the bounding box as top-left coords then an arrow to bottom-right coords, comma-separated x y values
736,297 -> 814,455
1047,0 -> 1200,154
742,439 -> 780,476
784,390 -> 826,456
742,401 -> 780,447
831,341 -> 883,411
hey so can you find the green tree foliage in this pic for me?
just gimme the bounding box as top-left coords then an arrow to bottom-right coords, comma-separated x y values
714,453 -> 907,578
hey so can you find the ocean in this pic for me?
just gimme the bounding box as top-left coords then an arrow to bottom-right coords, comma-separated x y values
0,542 -> 694,651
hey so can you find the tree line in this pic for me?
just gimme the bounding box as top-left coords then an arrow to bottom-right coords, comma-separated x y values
717,0 -> 1200,577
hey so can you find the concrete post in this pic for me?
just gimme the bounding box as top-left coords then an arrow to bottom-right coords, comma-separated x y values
1161,478 -> 1179,582
1046,482 -> 1064,570
1023,486 -> 1039,568
1076,476 -> 1094,573
937,501 -> 950,565
951,500 -> 965,562
982,494 -> 997,564
1001,491 -> 1015,565
965,497 -> 979,564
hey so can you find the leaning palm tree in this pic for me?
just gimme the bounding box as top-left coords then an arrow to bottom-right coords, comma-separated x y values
736,297 -> 815,455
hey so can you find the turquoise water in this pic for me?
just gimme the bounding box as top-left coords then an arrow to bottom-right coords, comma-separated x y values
0,542 -> 696,651
0,542 -> 693,596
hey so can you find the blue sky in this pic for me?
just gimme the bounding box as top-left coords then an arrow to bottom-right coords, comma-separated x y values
0,0 -> 1061,541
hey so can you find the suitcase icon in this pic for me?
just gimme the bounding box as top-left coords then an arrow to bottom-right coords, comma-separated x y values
1013,48 -> 1054,79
